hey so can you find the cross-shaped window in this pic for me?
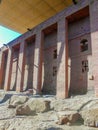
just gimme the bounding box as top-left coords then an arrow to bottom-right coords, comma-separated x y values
82,60 -> 89,73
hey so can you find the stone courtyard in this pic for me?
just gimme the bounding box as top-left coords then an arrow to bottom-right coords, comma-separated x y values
0,90 -> 98,130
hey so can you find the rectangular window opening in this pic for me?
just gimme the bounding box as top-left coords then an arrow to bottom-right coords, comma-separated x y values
53,49 -> 57,59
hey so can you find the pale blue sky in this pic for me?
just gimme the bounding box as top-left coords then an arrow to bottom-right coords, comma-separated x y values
0,25 -> 21,47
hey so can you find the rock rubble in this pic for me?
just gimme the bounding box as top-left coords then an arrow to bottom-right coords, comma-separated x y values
0,91 -> 98,130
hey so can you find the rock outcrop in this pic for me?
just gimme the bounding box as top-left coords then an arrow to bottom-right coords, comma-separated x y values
56,111 -> 81,125
81,108 -> 98,127
0,92 -> 98,130
16,98 -> 51,115
8,95 -> 29,108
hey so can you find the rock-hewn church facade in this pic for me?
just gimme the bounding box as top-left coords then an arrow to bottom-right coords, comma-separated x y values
0,0 -> 98,98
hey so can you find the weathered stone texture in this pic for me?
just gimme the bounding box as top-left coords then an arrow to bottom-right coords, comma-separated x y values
16,98 -> 51,115
8,95 -> 29,108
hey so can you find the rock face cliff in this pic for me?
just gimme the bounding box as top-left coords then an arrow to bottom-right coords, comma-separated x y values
0,91 -> 98,130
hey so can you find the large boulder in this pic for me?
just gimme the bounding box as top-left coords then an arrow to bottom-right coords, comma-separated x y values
8,95 -> 29,108
16,104 -> 35,116
56,111 -> 81,125
81,108 -> 98,127
16,98 -> 51,115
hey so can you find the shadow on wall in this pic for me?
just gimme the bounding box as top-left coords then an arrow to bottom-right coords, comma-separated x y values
10,47 -> 19,91
23,39 -> 35,91
42,28 -> 57,95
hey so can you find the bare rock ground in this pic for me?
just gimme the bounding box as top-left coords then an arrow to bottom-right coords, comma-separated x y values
0,90 -> 98,130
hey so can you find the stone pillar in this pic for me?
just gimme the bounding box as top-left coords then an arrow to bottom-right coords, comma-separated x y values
89,0 -> 98,97
57,18 -> 68,99
16,41 -> 26,92
33,31 -> 43,94
0,51 -> 3,88
4,47 -> 13,91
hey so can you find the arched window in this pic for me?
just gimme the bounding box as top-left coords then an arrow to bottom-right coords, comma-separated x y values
80,39 -> 88,52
